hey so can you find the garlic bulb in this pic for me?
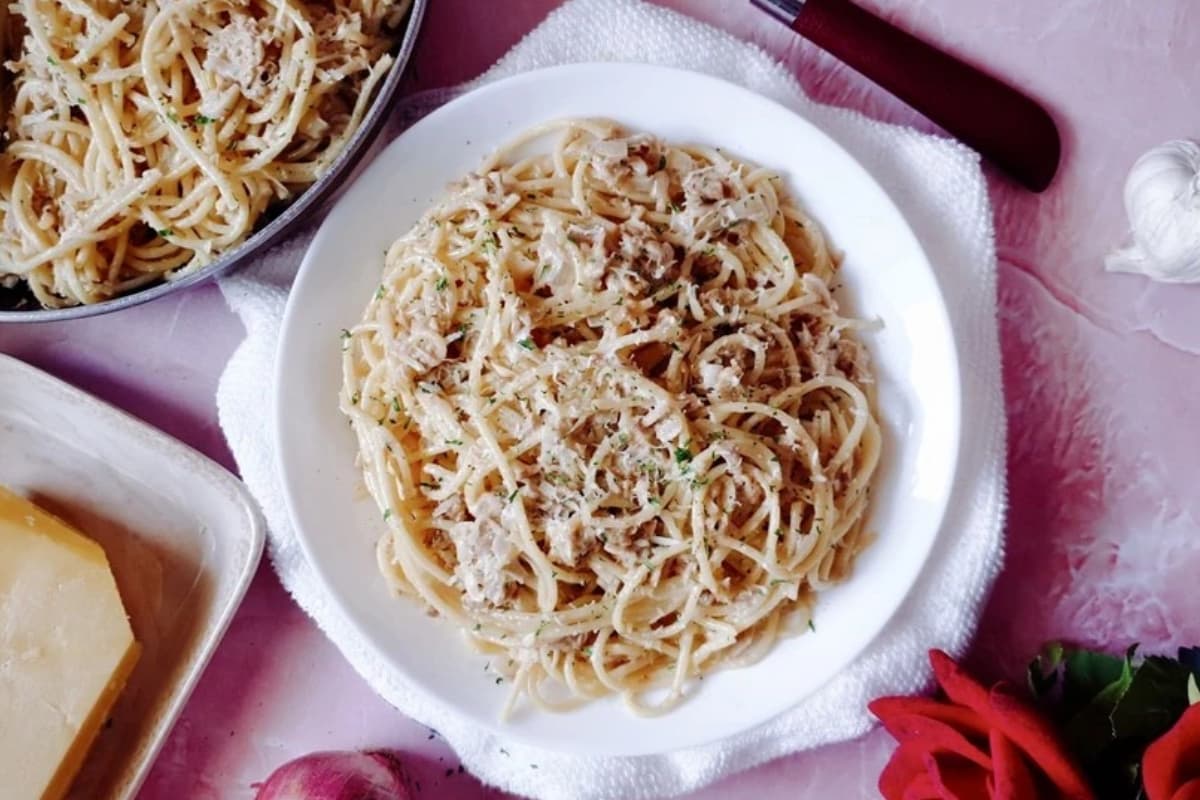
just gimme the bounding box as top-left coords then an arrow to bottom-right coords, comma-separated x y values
1106,139 -> 1200,283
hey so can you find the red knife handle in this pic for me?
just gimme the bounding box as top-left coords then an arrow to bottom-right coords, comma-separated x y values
792,0 -> 1060,192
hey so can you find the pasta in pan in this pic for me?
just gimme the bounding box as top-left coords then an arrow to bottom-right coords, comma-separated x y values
0,0 -> 410,308
341,119 -> 881,716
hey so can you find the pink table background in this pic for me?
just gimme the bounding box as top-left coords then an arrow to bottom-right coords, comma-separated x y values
3,1 -> 1199,797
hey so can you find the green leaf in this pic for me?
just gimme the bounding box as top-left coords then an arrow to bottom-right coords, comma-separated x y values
1178,646 -> 1200,678
1126,763 -> 1147,800
1063,647 -> 1129,713
1109,656 -> 1190,742
1028,641 -> 1065,698
1029,644 -> 1200,800
1063,649 -> 1135,762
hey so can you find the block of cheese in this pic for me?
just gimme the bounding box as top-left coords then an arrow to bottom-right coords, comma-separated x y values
0,485 -> 140,800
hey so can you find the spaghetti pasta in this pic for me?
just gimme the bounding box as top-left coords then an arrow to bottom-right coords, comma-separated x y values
0,0 -> 410,307
341,119 -> 881,716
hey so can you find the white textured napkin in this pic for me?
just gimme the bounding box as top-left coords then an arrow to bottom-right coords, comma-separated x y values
216,1 -> 1006,798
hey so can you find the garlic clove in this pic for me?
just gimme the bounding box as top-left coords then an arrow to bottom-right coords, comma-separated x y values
1106,139 -> 1200,284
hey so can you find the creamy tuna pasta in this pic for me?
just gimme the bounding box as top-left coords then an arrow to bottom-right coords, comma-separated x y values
0,0 -> 410,308
340,119 -> 881,716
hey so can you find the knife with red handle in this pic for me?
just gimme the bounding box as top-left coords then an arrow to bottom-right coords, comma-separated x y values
752,0 -> 1061,192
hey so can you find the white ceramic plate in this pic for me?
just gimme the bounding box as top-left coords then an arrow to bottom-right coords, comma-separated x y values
0,354 -> 265,798
276,63 -> 961,757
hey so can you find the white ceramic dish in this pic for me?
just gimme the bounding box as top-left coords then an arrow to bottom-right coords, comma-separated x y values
0,354 -> 265,799
275,63 -> 961,757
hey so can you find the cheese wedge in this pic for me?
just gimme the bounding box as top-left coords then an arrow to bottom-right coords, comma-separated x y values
0,486 -> 140,800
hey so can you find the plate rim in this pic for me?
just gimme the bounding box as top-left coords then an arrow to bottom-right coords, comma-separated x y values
275,61 -> 963,756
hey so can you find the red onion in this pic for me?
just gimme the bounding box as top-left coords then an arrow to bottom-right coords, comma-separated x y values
254,750 -> 413,800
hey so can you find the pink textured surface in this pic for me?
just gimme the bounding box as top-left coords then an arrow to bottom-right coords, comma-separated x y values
2,1 -> 1198,797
